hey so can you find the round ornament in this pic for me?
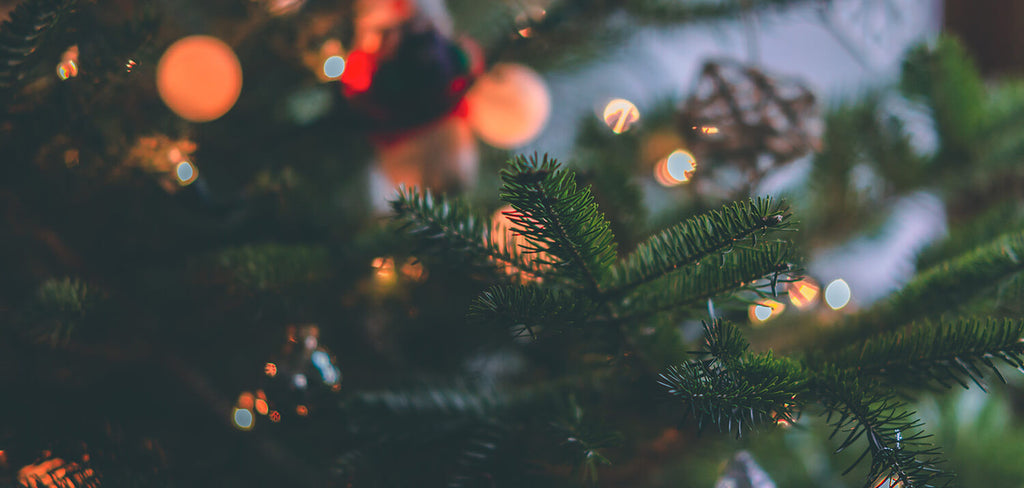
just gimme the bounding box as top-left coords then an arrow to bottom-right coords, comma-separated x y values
157,36 -> 243,122
466,63 -> 551,149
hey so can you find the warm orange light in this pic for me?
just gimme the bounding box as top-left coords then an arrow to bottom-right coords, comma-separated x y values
174,161 -> 198,186
269,410 -> 281,422
693,125 -> 720,135
400,258 -> 426,282
787,278 -> 820,309
515,6 -> 547,38
157,36 -> 243,122
602,98 -> 640,134
264,362 -> 278,377
467,63 -> 551,149
372,257 -> 396,283
748,299 -> 785,325
56,45 -> 79,80
490,205 -> 547,283
255,399 -> 269,416
296,405 -> 309,416
237,391 -> 255,410
17,458 -> 94,488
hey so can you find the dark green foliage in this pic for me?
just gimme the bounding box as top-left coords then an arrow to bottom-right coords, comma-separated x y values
816,373 -> 950,488
468,285 -> 597,340
617,241 -> 796,321
604,197 -> 792,292
349,387 -> 511,420
901,36 -> 986,164
550,396 -> 622,484
392,186 -> 545,280
824,230 -> 1024,348
660,320 -> 805,436
201,243 -> 331,293
21,276 -> 101,346
500,154 -> 618,292
0,0 -> 77,93
828,318 -> 1024,391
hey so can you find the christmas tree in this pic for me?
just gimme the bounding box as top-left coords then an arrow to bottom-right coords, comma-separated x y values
2,0 -> 1024,487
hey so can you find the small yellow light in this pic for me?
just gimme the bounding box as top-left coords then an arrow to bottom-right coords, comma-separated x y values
232,407 -> 254,430
787,278 -> 820,309
693,125 -> 720,135
372,257 -> 396,283
602,98 -> 640,134
748,299 -> 785,325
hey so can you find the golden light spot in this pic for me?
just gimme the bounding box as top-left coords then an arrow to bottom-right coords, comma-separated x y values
400,258 -> 426,282
237,391 -> 255,410
157,36 -> 243,122
372,257 -> 396,285
17,458 -> 94,488
515,6 -> 546,38
63,149 -> 79,167
125,59 -> 137,72
56,45 -> 79,80
787,278 -> 820,309
264,362 -> 277,377
490,205 -> 547,283
269,410 -> 281,422
824,279 -> 851,310
175,161 -> 198,186
232,407 -> 254,430
693,125 -> 720,135
602,98 -> 640,134
654,149 -> 697,186
255,399 -> 269,416
296,405 -> 309,416
748,299 -> 785,325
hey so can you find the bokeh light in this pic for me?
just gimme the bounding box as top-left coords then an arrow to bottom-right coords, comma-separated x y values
269,410 -> 281,422
175,161 -> 198,186
787,278 -> 820,309
237,392 -> 255,410
824,279 -> 852,310
323,56 -> 346,79
654,149 -> 697,186
232,408 -> 254,430
56,45 -> 79,80
602,98 -> 640,134
293,373 -> 308,389
296,405 -> 309,416
749,299 -> 785,325
157,36 -> 242,122
264,362 -> 277,377
515,6 -> 547,38
467,63 -> 551,149
255,399 -> 269,416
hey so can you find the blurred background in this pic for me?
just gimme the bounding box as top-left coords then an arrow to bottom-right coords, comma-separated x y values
2,0 -> 1024,486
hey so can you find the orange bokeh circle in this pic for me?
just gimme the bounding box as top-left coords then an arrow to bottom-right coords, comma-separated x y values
157,36 -> 243,122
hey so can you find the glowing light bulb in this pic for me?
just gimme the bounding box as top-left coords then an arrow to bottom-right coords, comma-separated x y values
602,98 -> 640,134
787,278 -> 820,309
323,55 -> 346,79
175,161 -> 198,186
748,299 -> 785,325
824,279 -> 851,310
232,407 -> 254,430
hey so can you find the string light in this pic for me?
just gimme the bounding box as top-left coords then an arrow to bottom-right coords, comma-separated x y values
824,279 -> 851,310
602,98 -> 640,134
232,407 -> 254,430
748,299 -> 785,325
787,278 -> 820,309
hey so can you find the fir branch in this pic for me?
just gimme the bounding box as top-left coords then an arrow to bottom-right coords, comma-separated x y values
201,243 -> 331,292
603,197 -> 791,294
20,276 -> 102,346
467,285 -> 597,341
500,154 -> 617,293
702,319 -> 750,365
823,230 -> 1024,349
615,241 -> 796,322
659,353 -> 804,437
391,186 -> 545,280
816,373 -> 951,488
448,423 -> 507,488
348,387 -> 511,419
827,318 -> 1024,391
0,0 -> 76,93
